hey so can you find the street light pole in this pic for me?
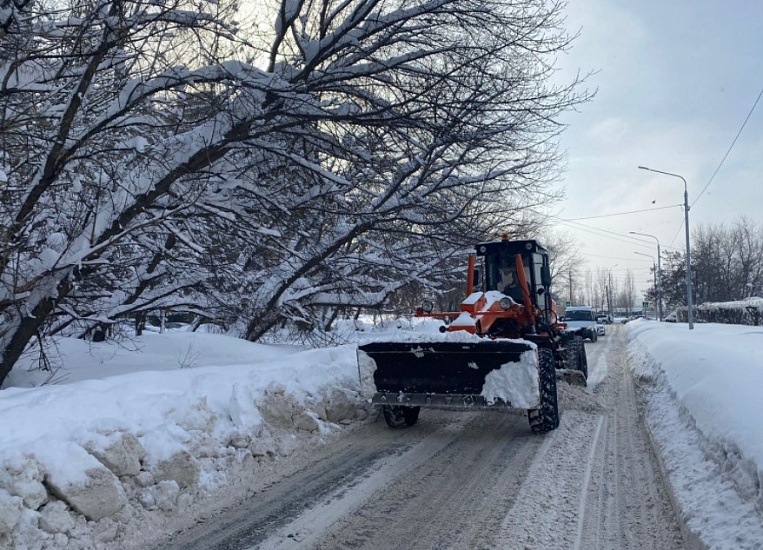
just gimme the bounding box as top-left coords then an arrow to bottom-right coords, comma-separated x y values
630,231 -> 663,321
638,166 -> 694,329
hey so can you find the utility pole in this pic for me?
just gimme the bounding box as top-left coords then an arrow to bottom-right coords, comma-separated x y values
630,232 -> 663,321
638,166 -> 693,329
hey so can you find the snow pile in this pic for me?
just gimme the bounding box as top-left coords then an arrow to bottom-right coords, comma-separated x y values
692,297 -> 763,325
698,296 -> 763,310
481,350 -> 540,409
627,320 -> 763,548
357,329 -> 485,344
0,332 -> 369,549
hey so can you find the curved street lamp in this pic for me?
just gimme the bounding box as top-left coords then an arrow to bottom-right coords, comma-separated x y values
637,166 -> 694,329
630,231 -> 663,321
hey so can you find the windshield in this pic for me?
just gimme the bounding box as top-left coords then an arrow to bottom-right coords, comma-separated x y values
485,252 -> 531,295
566,310 -> 594,321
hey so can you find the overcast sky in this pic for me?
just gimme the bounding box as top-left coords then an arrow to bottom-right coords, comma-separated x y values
553,0 -> 763,297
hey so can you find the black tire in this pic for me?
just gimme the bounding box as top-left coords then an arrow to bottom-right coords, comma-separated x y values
564,335 -> 588,379
563,336 -> 580,369
382,405 -> 420,429
528,348 -> 559,433
591,331 -> 598,343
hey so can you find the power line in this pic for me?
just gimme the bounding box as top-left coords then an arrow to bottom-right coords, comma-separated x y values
693,84 -> 763,207
555,219 -> 649,246
593,266 -> 651,273
668,219 -> 685,249
554,218 -> 682,252
578,252 -> 653,262
561,204 -> 682,221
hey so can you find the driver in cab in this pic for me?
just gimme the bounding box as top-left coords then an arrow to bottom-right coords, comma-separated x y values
499,266 -> 523,304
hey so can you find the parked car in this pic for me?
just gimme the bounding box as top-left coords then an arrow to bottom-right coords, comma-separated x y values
665,311 -> 678,323
563,306 -> 599,342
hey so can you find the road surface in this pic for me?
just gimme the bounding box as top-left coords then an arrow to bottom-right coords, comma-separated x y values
156,326 -> 685,550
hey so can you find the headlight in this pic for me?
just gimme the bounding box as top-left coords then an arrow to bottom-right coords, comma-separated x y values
421,300 -> 434,313
499,297 -> 512,310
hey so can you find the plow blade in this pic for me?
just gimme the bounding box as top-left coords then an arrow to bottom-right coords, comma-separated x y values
358,340 -> 538,410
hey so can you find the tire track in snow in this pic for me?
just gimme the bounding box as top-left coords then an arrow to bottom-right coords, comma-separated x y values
498,326 -> 684,549
253,415 -> 476,550
310,411 -> 544,550
496,409 -> 606,549
573,414 -> 606,550
575,326 -> 684,550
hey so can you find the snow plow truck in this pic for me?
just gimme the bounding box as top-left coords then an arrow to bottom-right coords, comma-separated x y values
357,235 -> 588,434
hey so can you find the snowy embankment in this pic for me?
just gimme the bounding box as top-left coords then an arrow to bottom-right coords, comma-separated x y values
627,320 -> 763,549
0,332 -> 370,549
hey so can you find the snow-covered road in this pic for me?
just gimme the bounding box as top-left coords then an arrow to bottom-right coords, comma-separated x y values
153,326 -> 684,550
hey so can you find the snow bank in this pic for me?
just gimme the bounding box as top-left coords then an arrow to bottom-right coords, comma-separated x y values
0,335 -> 369,549
627,320 -> 763,548
628,321 -> 763,476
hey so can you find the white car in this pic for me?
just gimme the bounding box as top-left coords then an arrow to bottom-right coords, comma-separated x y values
596,322 -> 606,336
564,306 -> 599,342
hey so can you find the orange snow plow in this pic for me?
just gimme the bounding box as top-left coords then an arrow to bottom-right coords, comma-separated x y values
358,236 -> 588,433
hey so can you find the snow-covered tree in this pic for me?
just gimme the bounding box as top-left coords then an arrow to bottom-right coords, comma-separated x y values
541,229 -> 582,303
1,0 -> 247,383
659,218 -> 763,313
0,0 -> 586,385
616,269 -> 637,314
198,0 -> 586,341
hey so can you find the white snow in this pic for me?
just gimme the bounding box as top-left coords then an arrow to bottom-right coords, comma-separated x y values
481,350 -> 540,409
0,330 -> 364,548
0,319 -> 761,548
627,319 -> 763,548
358,328 -> 487,344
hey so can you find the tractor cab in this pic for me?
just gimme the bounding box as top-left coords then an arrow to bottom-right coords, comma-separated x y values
475,238 -> 554,321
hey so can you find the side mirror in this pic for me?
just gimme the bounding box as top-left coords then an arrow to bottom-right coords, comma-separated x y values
540,265 -> 552,287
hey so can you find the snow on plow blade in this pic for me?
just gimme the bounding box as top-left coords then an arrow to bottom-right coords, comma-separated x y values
358,340 -> 540,410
